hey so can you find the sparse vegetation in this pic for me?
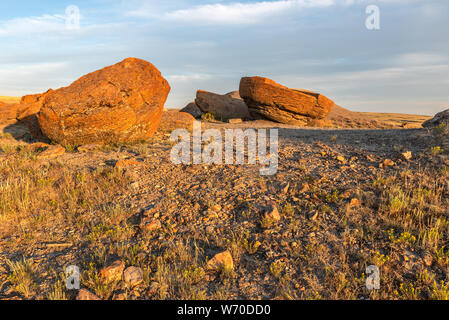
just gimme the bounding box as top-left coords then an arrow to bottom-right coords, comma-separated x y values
0,121 -> 448,300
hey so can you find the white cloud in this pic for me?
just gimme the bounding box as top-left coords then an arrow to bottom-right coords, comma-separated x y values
0,14 -> 71,37
0,62 -> 69,95
167,73 -> 213,82
163,0 -> 335,25
396,52 -> 449,66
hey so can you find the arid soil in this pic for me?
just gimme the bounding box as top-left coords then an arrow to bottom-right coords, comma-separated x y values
1,115 -> 448,300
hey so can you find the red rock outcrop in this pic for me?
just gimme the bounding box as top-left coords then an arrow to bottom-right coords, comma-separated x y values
239,77 -> 334,125
34,58 -> 170,147
195,90 -> 249,120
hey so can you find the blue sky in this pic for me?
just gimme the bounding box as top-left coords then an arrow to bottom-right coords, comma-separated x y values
0,0 -> 448,115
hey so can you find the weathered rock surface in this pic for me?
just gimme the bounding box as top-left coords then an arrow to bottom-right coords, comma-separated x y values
76,289 -> 101,300
423,109 -> 449,130
195,90 -> 249,120
0,102 -> 20,124
239,77 -> 334,125
16,90 -> 53,138
206,250 -> 234,272
123,266 -> 144,286
180,102 -> 203,118
36,144 -> 66,160
35,58 -> 170,147
100,260 -> 125,282
159,110 -> 196,132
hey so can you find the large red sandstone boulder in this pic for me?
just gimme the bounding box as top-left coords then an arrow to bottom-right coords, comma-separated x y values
195,90 -> 249,120
34,58 -> 170,147
239,77 -> 334,125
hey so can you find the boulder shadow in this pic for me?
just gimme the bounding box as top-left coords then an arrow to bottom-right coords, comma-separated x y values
2,117 -> 51,144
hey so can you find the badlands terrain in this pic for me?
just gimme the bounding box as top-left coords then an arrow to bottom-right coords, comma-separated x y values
1,59 -> 448,301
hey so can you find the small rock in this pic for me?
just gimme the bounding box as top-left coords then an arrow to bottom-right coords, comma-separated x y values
115,158 -> 139,169
130,181 -> 140,190
123,266 -> 144,286
141,219 -> 162,232
27,142 -> 50,152
100,260 -> 125,282
37,144 -> 66,159
210,204 -> 222,212
264,204 -> 281,221
349,198 -> 360,207
78,144 -> 101,153
400,151 -> 412,161
381,159 -> 395,167
422,251 -> 433,267
336,156 -> 346,163
228,118 -> 243,124
76,289 -> 101,300
206,250 -> 234,272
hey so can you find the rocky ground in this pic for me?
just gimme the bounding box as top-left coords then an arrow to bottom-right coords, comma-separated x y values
0,118 -> 448,300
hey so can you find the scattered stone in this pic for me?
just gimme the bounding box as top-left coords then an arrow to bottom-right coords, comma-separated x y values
349,198 -> 360,208
336,156 -> 346,163
100,260 -> 125,282
195,90 -> 250,120
26,142 -> 50,152
381,159 -> 396,168
210,204 -> 222,212
130,181 -> 140,190
400,151 -> 413,161
76,289 -> 101,300
206,250 -> 234,272
422,251 -> 433,267
36,144 -> 66,159
115,158 -> 140,169
123,266 -> 144,286
264,204 -> 281,221
141,219 -> 162,232
239,76 -> 334,125
228,118 -> 243,124
78,144 -> 101,153
37,58 -> 171,147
